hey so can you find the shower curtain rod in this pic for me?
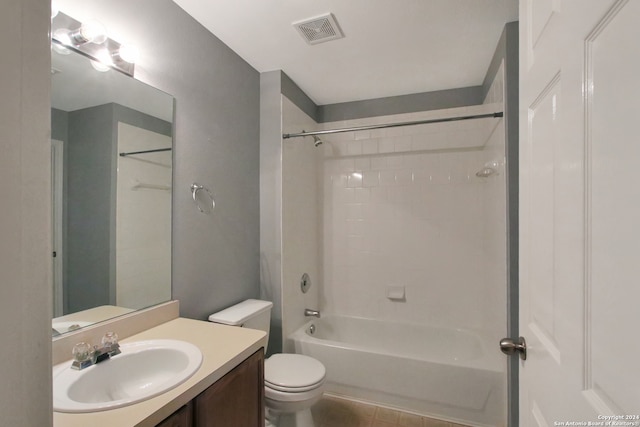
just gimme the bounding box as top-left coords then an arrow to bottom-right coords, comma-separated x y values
282,111 -> 503,139
119,147 -> 172,157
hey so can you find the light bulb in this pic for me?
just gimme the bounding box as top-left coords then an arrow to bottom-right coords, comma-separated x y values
95,49 -> 113,66
80,20 -> 107,43
90,49 -> 112,72
117,44 -> 139,64
71,20 -> 107,45
52,29 -> 72,55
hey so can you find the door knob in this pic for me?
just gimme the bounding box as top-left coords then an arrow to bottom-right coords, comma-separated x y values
500,336 -> 527,360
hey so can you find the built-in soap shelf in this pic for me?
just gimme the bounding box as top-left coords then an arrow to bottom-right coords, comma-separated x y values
386,285 -> 405,301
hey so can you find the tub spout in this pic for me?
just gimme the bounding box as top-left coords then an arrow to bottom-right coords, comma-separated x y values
304,308 -> 321,318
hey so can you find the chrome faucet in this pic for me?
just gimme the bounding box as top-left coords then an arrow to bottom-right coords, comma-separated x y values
71,332 -> 121,370
304,308 -> 321,318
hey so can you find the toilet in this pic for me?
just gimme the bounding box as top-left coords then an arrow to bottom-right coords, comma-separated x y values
209,299 -> 325,427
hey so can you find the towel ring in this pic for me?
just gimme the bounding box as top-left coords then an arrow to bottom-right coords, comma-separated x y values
191,183 -> 215,214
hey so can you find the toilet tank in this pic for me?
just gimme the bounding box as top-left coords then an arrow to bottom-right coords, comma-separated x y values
208,299 -> 273,348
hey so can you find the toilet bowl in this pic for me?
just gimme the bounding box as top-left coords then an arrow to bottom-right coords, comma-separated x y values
209,299 -> 325,427
264,353 -> 324,426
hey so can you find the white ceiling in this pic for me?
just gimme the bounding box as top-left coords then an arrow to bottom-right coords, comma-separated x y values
172,0 -> 519,105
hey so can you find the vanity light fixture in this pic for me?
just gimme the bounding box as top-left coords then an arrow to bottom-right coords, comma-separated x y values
51,11 -> 137,76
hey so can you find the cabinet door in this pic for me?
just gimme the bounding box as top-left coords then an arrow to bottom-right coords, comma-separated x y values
156,403 -> 193,427
194,349 -> 264,427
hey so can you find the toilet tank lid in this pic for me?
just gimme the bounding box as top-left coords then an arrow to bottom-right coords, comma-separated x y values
208,299 -> 273,326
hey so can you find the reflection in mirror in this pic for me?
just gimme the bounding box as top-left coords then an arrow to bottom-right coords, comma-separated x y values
51,45 -> 174,337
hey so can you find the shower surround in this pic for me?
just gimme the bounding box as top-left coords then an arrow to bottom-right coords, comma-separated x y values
278,63 -> 508,426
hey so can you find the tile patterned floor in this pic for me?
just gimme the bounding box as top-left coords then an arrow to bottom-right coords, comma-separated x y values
311,395 -> 471,427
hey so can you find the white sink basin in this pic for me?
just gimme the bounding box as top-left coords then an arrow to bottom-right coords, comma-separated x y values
53,339 -> 203,413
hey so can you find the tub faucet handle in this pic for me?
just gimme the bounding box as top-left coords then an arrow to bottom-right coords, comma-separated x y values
304,308 -> 321,318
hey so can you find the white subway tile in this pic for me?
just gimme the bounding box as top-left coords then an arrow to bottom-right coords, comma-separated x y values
347,140 -> 363,156
354,130 -> 371,140
360,203 -> 375,221
404,152 -> 426,169
395,169 -> 414,186
379,170 -> 396,186
371,156 -> 388,170
331,140 -> 349,157
370,186 -> 388,204
355,157 -> 371,171
370,128 -> 386,138
394,136 -> 412,153
354,188 -> 370,203
346,203 -> 363,220
362,170 -> 379,187
387,155 -> 404,169
335,187 -> 355,203
361,139 -> 378,154
333,131 -> 355,141
347,219 -> 365,236
347,172 -> 363,188
410,137 -> 431,152
412,169 -> 432,185
378,137 -> 395,154
323,142 -> 337,157
332,174 -> 348,187
337,158 -> 355,172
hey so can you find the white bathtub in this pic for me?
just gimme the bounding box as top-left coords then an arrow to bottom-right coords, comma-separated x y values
290,315 -> 505,427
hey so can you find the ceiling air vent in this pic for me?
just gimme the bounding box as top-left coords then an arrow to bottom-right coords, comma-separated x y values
293,13 -> 344,45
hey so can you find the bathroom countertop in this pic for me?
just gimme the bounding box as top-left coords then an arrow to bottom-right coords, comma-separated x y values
53,317 -> 266,427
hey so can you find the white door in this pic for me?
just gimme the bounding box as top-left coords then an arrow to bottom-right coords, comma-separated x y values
520,0 -> 640,424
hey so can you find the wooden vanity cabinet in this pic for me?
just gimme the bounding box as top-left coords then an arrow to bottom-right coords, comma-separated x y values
156,403 -> 193,427
194,349 -> 264,426
156,349 -> 264,427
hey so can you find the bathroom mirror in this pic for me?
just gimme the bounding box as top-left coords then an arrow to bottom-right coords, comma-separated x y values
51,47 -> 174,336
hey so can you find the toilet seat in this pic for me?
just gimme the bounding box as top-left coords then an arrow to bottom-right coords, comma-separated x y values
265,354 -> 326,393
265,382 -> 324,403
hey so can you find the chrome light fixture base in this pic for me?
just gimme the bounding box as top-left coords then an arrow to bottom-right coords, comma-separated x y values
52,12 -> 135,77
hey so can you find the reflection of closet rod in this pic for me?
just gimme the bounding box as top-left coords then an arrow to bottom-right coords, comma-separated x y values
119,148 -> 172,157
282,112 -> 503,139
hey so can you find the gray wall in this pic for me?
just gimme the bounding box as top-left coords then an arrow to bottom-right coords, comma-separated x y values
62,0 -> 262,319
279,70 -> 484,123
0,0 -> 52,425
318,86 -> 484,122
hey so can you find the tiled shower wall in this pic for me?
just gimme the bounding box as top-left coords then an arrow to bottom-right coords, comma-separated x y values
280,70 -> 506,339
322,119 -> 483,331
319,109 -> 505,334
